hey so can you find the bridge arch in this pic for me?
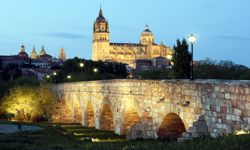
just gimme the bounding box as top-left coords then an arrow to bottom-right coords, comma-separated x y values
99,98 -> 114,131
157,113 -> 186,139
121,109 -> 140,135
120,99 -> 142,135
84,101 -> 95,127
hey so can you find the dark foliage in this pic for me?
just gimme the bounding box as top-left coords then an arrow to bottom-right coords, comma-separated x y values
0,64 -> 22,81
48,57 -> 128,83
172,39 -> 192,79
133,69 -> 173,80
0,77 -> 40,100
195,58 -> 250,80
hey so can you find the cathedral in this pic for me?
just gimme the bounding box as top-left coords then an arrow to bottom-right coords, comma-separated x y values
92,8 -> 173,68
18,44 -> 66,62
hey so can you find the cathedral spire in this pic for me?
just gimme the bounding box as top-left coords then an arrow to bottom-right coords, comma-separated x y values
40,45 -> 46,56
58,47 -> 66,61
31,46 -> 37,59
99,6 -> 103,17
95,6 -> 107,23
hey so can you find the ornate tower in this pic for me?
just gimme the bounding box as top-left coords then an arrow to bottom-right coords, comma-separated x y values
58,47 -> 67,61
140,24 -> 154,45
92,7 -> 110,61
30,46 -> 37,59
39,45 -> 46,56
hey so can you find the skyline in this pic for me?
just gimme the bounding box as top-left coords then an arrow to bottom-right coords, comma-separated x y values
0,0 -> 250,66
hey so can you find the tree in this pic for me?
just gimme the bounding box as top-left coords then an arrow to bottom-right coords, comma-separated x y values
56,58 -> 128,82
0,84 -> 56,122
195,58 -> 250,80
0,58 -> 2,71
172,39 -> 191,79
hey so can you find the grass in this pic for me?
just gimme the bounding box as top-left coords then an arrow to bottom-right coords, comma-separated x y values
61,124 -> 126,141
0,122 -> 250,150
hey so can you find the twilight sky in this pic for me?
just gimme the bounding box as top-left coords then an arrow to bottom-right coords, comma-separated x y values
0,0 -> 250,66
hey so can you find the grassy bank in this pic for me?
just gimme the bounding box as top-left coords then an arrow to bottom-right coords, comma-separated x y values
0,123 -> 250,150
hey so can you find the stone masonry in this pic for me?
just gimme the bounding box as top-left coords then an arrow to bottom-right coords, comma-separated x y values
52,79 -> 250,139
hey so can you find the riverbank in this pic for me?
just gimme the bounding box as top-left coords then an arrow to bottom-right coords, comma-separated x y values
0,123 -> 250,150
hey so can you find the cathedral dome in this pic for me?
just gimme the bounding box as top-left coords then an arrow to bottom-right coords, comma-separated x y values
18,44 -> 28,58
18,51 -> 28,58
140,25 -> 154,45
141,24 -> 153,36
96,8 -> 107,23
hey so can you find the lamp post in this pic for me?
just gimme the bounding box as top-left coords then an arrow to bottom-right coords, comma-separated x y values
80,63 -> 84,81
93,68 -> 98,73
167,55 -> 173,67
93,68 -> 98,80
52,72 -> 57,83
188,34 -> 196,81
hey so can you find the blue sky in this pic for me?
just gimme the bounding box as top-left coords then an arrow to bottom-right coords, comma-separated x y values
0,0 -> 250,66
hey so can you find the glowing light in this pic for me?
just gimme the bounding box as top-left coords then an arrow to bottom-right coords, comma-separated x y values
46,75 -> 50,79
93,68 -> 98,73
73,133 -> 86,136
67,75 -> 71,79
53,72 -> 57,76
91,138 -> 101,142
167,55 -> 172,60
188,34 -> 197,44
80,63 -> 84,68
236,130 -> 248,135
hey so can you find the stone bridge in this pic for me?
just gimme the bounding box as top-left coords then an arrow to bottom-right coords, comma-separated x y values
53,80 -> 250,139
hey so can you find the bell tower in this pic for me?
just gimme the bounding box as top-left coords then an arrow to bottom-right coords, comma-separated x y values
92,7 -> 110,61
140,24 -> 154,45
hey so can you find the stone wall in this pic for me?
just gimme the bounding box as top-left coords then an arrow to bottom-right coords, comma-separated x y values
53,79 -> 250,139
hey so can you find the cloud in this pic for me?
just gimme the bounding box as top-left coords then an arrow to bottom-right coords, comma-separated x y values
216,35 -> 250,42
41,32 -> 88,39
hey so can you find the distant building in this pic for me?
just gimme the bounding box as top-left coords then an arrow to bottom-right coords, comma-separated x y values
0,45 -> 30,67
0,55 -> 27,67
152,56 -> 170,69
39,45 -> 46,56
30,46 -> 38,59
136,56 -> 171,71
136,59 -> 152,71
92,8 -> 173,68
0,45 -> 55,68
18,45 -> 29,58
30,60 -> 50,68
58,47 -> 67,61
0,44 -> 64,80
38,46 -> 53,62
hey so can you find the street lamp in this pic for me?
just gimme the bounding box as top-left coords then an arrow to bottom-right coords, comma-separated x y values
80,63 -> 84,81
188,34 -> 196,80
46,75 -> 50,79
93,68 -> 98,73
167,55 -> 173,67
67,75 -> 71,79
53,72 -> 57,76
167,55 -> 172,60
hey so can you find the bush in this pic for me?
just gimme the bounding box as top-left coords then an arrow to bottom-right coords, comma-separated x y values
0,84 -> 56,122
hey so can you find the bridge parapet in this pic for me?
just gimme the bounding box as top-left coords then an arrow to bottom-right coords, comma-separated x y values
53,79 -> 250,139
